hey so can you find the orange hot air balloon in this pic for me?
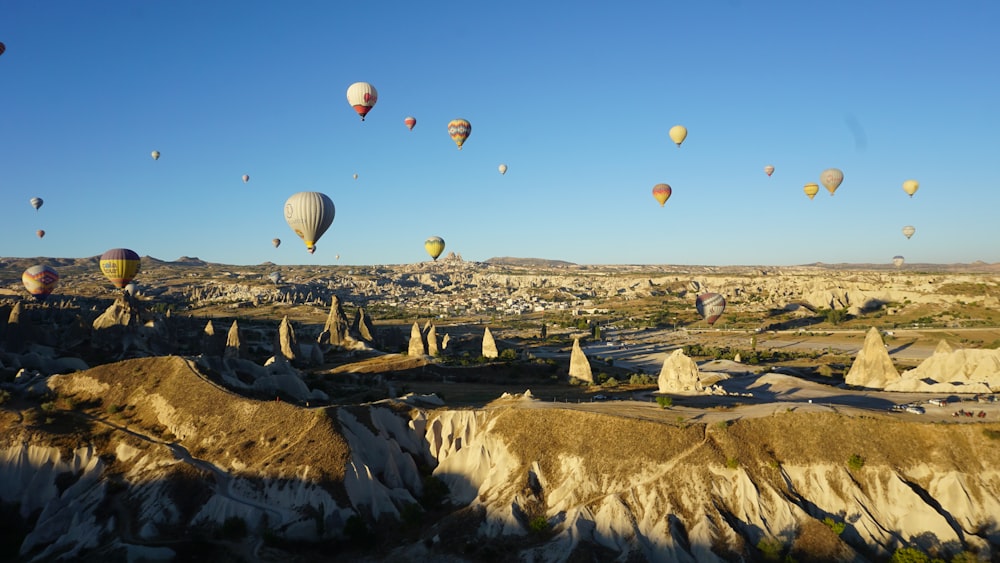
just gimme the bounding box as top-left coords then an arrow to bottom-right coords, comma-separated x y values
448,119 -> 471,149
22,265 -> 59,302
36,230 -> 45,239
803,183 -> 819,200
651,184 -> 672,206
764,165 -> 775,177
404,116 -> 416,130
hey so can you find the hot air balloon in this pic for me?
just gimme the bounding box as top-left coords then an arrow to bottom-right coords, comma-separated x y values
652,183 -> 672,206
242,174 -> 250,183
0,42 -> 5,57
404,116 -> 417,130
268,272 -> 282,284
902,179 -> 919,198
892,255 -> 905,268
424,236 -> 445,261
820,168 -> 844,196
335,254 -> 340,260
272,238 -> 281,248
100,248 -> 141,289
124,282 -> 139,296
353,173 -> 359,180
902,225 -> 916,240
22,265 -> 59,302
30,197 -> 43,211
151,151 -> 160,161
803,183 -> 819,200
448,119 -> 471,149
498,164 -> 508,175
669,125 -> 688,147
346,82 -> 378,121
764,165 -> 775,177
284,192 -> 335,254
36,230 -> 45,239
695,293 -> 727,326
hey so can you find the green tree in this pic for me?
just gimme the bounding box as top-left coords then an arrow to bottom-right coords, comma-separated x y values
540,323 -> 547,340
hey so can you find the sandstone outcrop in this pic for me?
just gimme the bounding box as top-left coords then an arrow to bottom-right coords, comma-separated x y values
224,320 -> 241,360
568,338 -> 593,383
275,316 -> 299,362
426,324 -> 439,357
321,296 -> 351,347
352,307 -> 375,343
658,348 -> 703,393
408,322 -> 426,357
845,327 -> 899,389
886,341 -> 1000,393
482,327 -> 498,359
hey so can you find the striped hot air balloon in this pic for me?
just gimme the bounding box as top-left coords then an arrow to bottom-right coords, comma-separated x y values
22,265 -> 59,302
99,248 -> 141,289
652,184 -> 672,206
284,192 -> 335,254
404,116 -> 416,130
448,119 -> 471,149
30,197 -> 43,211
695,293 -> 727,326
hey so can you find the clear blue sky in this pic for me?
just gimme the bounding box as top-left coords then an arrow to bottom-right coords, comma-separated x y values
2,1 -> 998,266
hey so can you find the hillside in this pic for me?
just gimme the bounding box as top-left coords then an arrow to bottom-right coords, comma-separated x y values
2,357 -> 999,561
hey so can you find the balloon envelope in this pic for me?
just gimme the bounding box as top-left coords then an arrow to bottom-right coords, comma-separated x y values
124,282 -> 138,296
803,183 -> 819,200
404,116 -> 416,130
764,165 -> 775,177
268,272 -> 282,284
695,293 -> 727,325
903,179 -> 919,197
448,119 -> 471,149
22,265 -> 59,302
36,230 -> 45,239
0,42 -> 5,57
498,164 -> 507,175
669,125 -> 688,147
100,248 -> 141,289
242,174 -> 250,183
272,238 -> 281,248
820,168 -> 844,195
30,197 -> 43,211
652,184 -> 672,206
346,82 -> 378,120
892,255 -> 905,268
353,173 -> 358,180
424,236 -> 445,261
284,192 -> 335,254
151,151 -> 160,160
902,225 -> 916,239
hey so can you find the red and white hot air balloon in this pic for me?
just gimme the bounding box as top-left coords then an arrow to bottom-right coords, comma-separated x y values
346,82 -> 378,121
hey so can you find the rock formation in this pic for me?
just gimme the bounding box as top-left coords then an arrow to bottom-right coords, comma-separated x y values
408,322 -> 426,357
568,338 -> 593,383
845,327 -> 899,389
658,348 -> 703,393
482,327 -> 498,359
92,291 -> 141,330
275,316 -> 299,362
201,320 -> 225,357
885,341 -> 1000,393
426,324 -> 439,357
224,320 -> 241,360
321,296 -> 351,347
3,302 -> 26,353
441,333 -> 450,351
352,307 -> 375,343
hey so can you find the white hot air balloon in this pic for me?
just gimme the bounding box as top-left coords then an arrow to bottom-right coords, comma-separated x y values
284,192 -> 336,254
498,164 -> 508,175
151,150 -> 160,161
902,225 -> 916,240
346,82 -> 378,121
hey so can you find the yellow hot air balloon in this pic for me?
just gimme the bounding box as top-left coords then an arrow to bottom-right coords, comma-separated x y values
651,183 -> 672,206
820,168 -> 844,196
284,192 -> 335,254
902,179 -> 919,198
151,151 -> 160,161
22,265 -> 59,302
498,164 -> 508,175
803,183 -> 819,200
100,248 -> 141,289
424,236 -> 445,261
668,125 -> 687,147
902,225 -> 916,239
448,119 -> 471,150
346,82 -> 378,121
764,165 -> 775,177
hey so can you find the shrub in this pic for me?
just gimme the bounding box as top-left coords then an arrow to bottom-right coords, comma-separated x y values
756,537 -> 784,562
983,429 -> 1000,440
655,396 -> 673,408
602,377 -> 619,388
848,454 -> 865,471
822,517 -> 845,535
41,401 -> 57,413
0,390 -> 10,405
889,547 -> 931,563
499,348 -> 518,361
528,516 -> 550,534
726,457 -> 740,469
107,404 -> 121,415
